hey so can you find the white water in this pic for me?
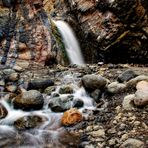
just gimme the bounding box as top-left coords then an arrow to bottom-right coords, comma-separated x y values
54,20 -> 85,65
0,73 -> 95,147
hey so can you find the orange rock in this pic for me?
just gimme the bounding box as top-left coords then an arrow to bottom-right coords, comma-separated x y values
61,108 -> 83,126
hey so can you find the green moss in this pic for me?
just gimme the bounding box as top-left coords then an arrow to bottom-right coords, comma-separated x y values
50,19 -> 69,65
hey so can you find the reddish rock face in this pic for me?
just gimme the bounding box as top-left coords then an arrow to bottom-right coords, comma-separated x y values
0,0 -> 52,65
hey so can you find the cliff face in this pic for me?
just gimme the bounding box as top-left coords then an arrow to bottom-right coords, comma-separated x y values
0,0 -> 67,65
51,0 -> 148,63
0,0 -> 148,64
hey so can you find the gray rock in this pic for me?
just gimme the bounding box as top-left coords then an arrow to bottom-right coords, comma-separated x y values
90,89 -> 101,102
13,90 -> 44,111
49,96 -> 73,112
122,94 -> 135,110
27,79 -> 54,90
117,69 -> 137,82
107,82 -> 126,94
59,85 -> 74,94
120,138 -> 144,148
82,74 -> 107,91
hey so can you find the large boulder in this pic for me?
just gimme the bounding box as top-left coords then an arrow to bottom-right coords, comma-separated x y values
82,74 -> 107,91
13,90 -> 44,111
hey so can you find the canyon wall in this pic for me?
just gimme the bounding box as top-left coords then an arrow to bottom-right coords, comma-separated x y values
0,0 -> 148,64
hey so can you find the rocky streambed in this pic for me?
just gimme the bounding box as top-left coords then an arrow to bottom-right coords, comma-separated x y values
0,60 -> 148,148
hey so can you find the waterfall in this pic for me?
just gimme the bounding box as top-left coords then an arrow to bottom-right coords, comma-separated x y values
54,20 -> 85,65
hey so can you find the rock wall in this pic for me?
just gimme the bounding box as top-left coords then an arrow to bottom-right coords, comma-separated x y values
51,0 -> 148,63
0,0 -> 67,65
0,0 -> 148,65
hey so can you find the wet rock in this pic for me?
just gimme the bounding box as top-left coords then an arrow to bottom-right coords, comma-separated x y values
122,94 -> 135,110
120,138 -> 144,148
61,108 -> 82,126
90,89 -> 101,102
59,85 -> 74,94
44,86 -> 56,95
49,96 -> 73,112
107,81 -> 126,94
27,79 -> 54,90
0,103 -> 8,119
0,126 -> 19,147
14,115 -> 47,130
73,98 -> 84,108
13,90 -> 44,111
133,81 -> 148,107
82,74 -> 107,91
117,69 -> 137,83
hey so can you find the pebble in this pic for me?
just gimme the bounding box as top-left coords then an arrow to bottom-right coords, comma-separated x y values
121,134 -> 128,141
90,129 -> 105,138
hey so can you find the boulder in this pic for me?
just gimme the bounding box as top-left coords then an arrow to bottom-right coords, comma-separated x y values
107,81 -> 126,94
48,96 -> 73,112
61,108 -> 82,126
27,79 -> 54,90
13,90 -> 44,111
117,70 -> 137,83
14,115 -> 47,130
82,74 -> 107,91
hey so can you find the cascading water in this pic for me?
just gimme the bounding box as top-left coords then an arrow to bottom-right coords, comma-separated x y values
0,71 -> 95,147
54,20 -> 85,65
